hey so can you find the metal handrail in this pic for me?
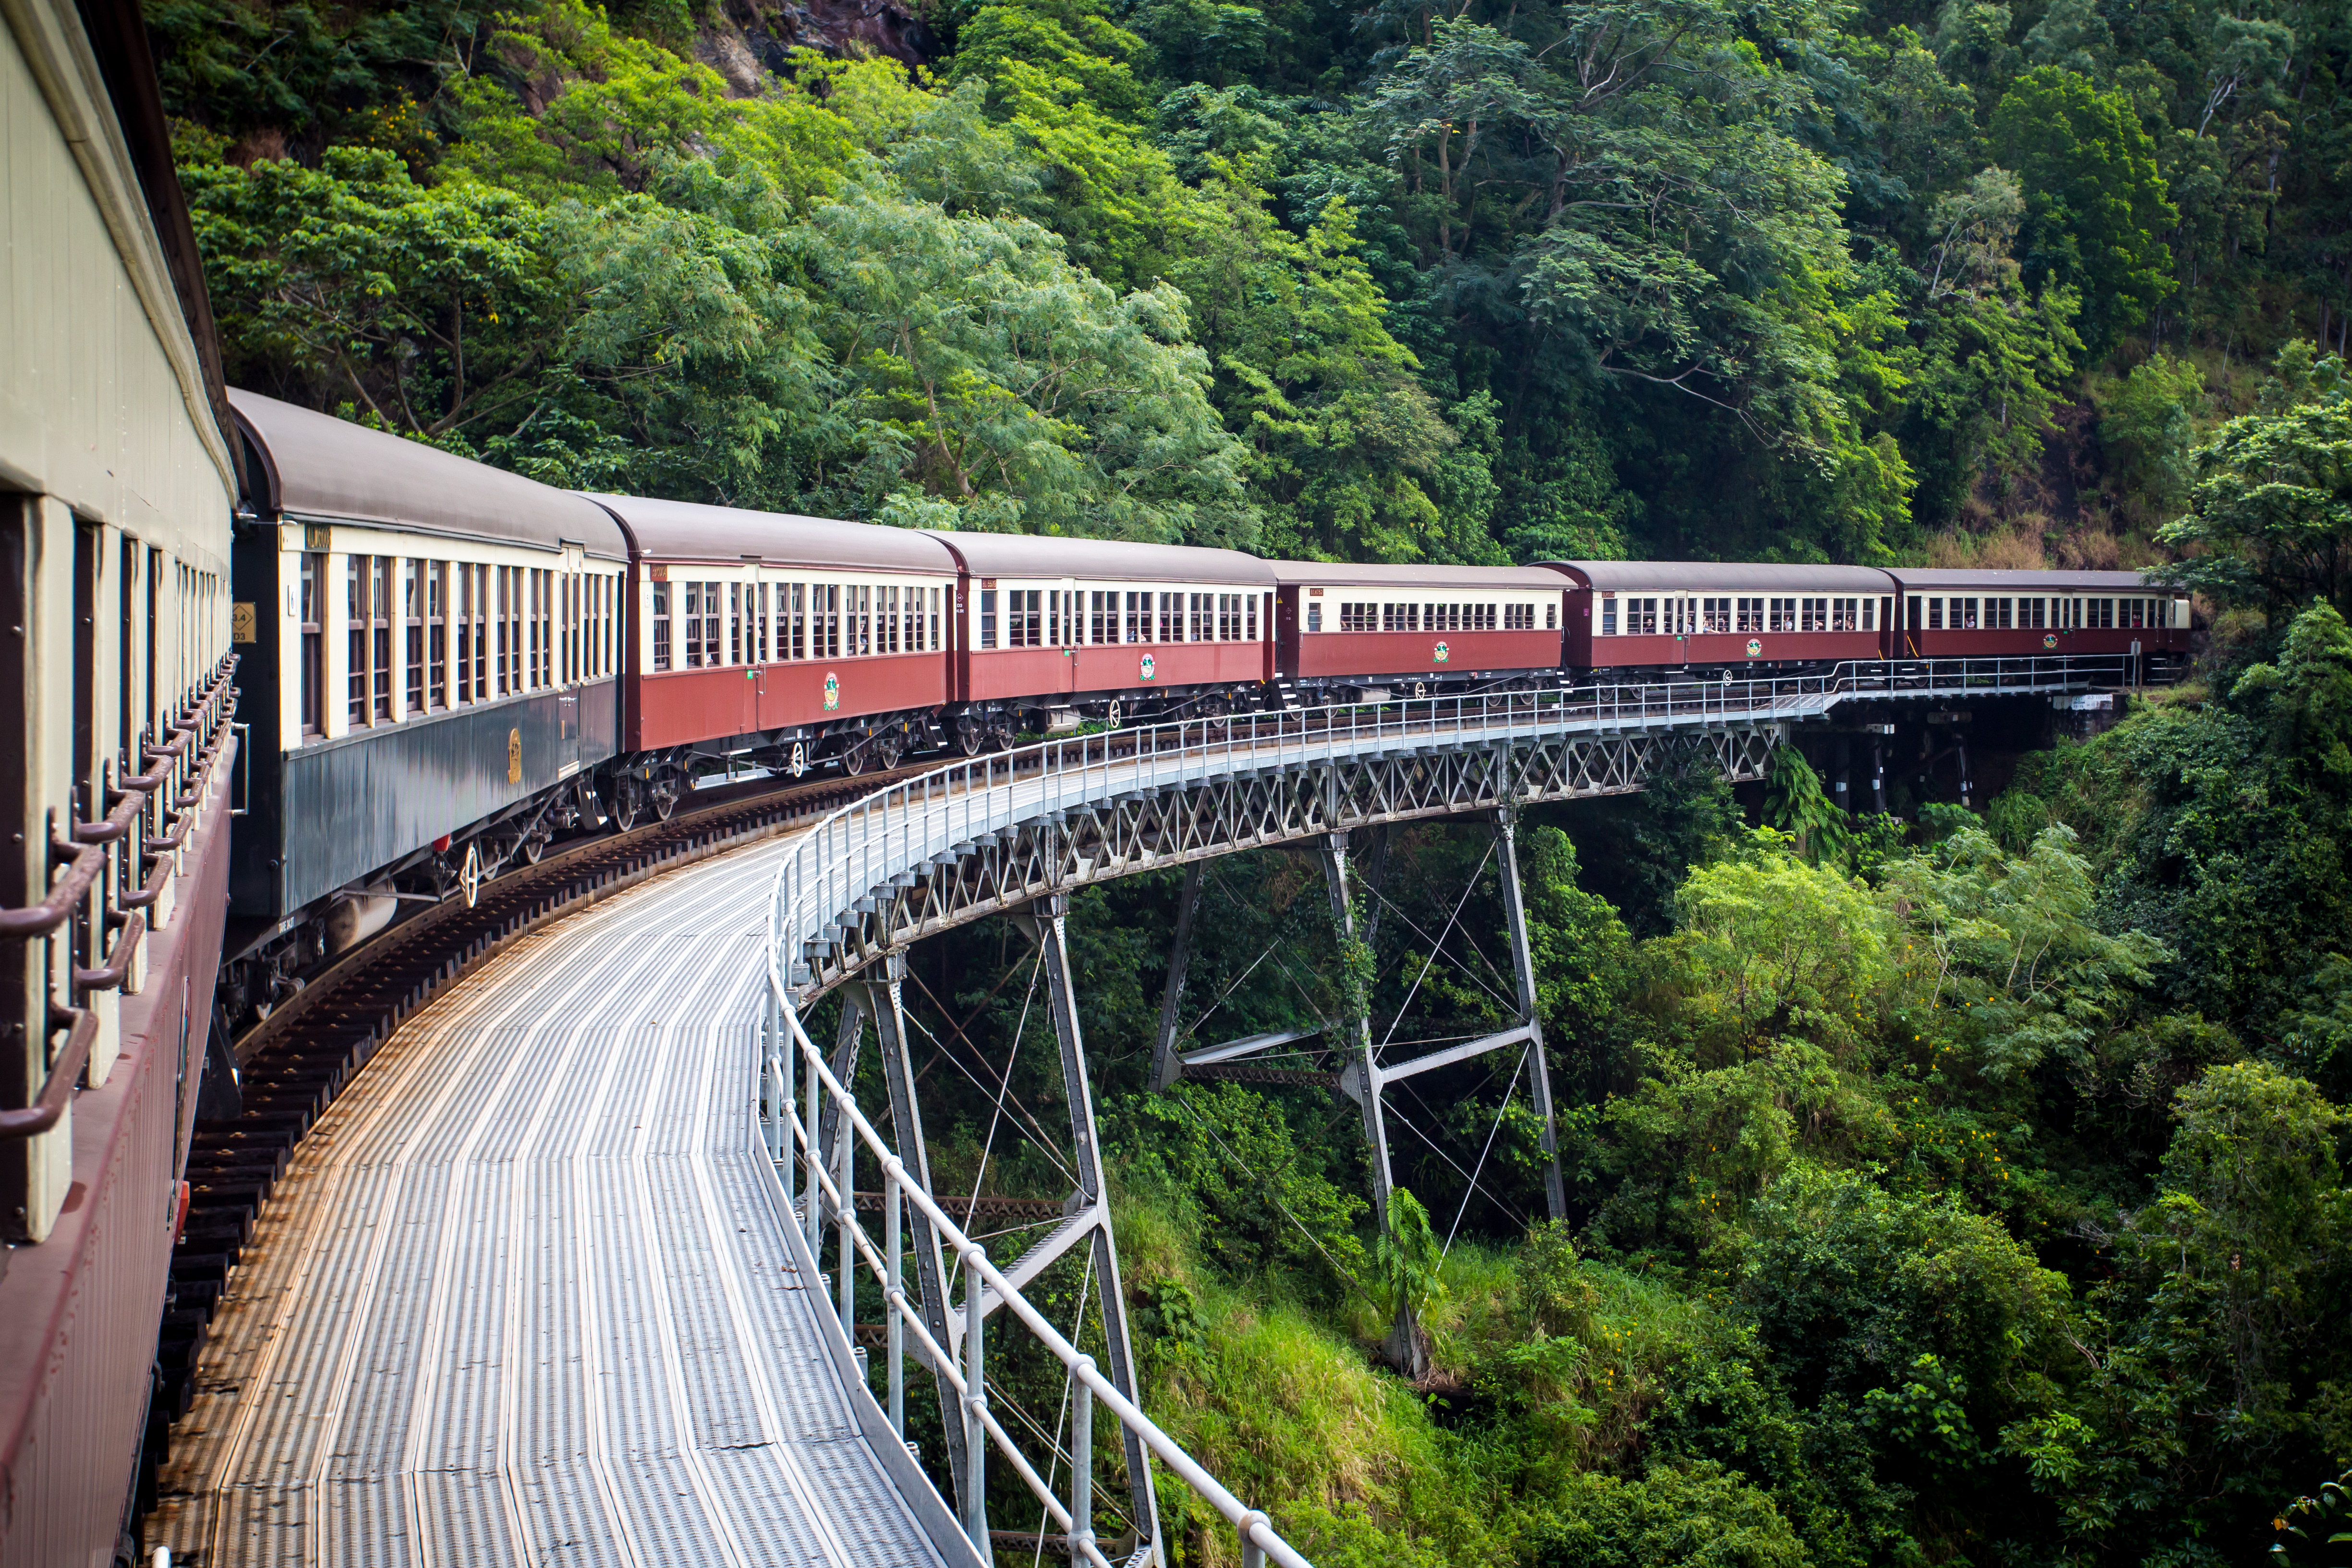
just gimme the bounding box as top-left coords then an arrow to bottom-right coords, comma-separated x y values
759,995 -> 1313,1568
757,651 -> 2143,1568
0,655 -> 239,1142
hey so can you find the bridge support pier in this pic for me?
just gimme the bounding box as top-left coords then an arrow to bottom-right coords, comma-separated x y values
1021,893 -> 1164,1565
1149,862 -> 1204,1092
860,955 -> 970,1502
1492,809 -> 1567,1224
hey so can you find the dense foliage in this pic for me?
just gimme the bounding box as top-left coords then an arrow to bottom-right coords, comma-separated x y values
154,0 -> 2352,560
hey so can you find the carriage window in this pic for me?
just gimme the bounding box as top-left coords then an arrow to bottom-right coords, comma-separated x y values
1599,596 -> 1617,635
1339,601 -> 1371,632
348,556 -> 389,724
2090,596 -> 2114,629
979,589 -> 998,649
1699,597 -> 1728,633
1013,589 -> 1046,648
1991,596 -> 2012,629
1863,597 -> 1878,632
1545,600 -> 1556,630
1505,603 -> 1532,631
1956,596 -> 1979,630
682,583 -> 703,669
300,553 -> 323,735
345,557 -> 369,720
653,582 -> 672,671
1926,597 -> 1943,630
425,563 -> 447,707
1223,594 -> 1242,639
405,562 -> 425,712
708,581 -> 727,665
537,570 -> 554,686
1306,601 -> 1322,633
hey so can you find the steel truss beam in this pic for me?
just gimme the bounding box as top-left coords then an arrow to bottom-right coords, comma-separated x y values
792,725 -> 1781,996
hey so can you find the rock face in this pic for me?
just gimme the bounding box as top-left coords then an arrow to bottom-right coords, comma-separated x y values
698,0 -> 937,93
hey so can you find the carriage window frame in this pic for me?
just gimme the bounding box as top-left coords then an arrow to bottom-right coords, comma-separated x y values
404,560 -> 426,713
300,553 -> 324,736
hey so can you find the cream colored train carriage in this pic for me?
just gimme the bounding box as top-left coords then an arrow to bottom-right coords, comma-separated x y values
0,0 -> 239,1558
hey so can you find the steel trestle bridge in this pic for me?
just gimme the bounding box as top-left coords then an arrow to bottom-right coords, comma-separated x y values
756,655 -> 2130,1568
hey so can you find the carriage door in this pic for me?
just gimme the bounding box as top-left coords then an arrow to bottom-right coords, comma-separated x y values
1055,576 -> 1080,695
556,544 -> 583,775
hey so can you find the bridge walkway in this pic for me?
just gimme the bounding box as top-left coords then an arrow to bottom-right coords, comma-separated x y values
151,835 -> 953,1568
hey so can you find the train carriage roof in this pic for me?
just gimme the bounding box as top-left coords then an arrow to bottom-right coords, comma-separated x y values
1546,560 -> 1895,592
229,391 -> 628,559
585,494 -> 957,573
1882,568 -> 2167,590
924,532 -> 1277,585
1270,561 -> 1567,589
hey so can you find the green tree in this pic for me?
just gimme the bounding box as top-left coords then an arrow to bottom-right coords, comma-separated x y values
799,188 -> 1258,542
2161,379 -> 2352,623
1991,66 -> 2177,352
1879,822 -> 2170,1081
2096,352 -> 2207,525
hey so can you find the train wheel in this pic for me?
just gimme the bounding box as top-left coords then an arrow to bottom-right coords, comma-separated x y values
460,842 -> 485,909
789,741 -> 809,778
875,732 -> 906,769
520,833 -> 546,865
653,782 -> 678,821
842,743 -> 870,777
1106,699 -> 1123,729
610,779 -> 640,832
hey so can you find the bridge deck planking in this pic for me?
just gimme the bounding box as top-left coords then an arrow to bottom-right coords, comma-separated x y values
151,837 -> 950,1568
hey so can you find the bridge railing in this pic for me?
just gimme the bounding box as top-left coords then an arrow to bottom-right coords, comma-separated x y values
754,992 -> 1307,1567
767,653 -> 2137,982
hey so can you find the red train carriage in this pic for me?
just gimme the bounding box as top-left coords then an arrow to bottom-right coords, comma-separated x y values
1273,563 -> 1566,700
1550,561 -> 1893,675
590,495 -> 960,780
926,533 -> 1277,746
1886,569 -> 2191,671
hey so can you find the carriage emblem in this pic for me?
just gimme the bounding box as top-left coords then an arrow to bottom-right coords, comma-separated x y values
1140,653 -> 1156,681
1745,638 -> 1762,658
1433,642 -> 1450,663
822,672 -> 841,711
2042,632 -> 2058,650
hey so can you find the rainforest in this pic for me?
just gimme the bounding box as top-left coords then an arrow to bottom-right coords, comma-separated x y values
151,0 -> 2352,1556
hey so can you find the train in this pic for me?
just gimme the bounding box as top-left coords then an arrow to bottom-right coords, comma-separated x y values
213,392 -> 2195,1035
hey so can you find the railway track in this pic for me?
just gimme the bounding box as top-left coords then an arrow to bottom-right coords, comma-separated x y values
154,761 -> 930,1466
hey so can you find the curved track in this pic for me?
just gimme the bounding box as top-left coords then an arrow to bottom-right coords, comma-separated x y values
151,831 -> 954,1566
